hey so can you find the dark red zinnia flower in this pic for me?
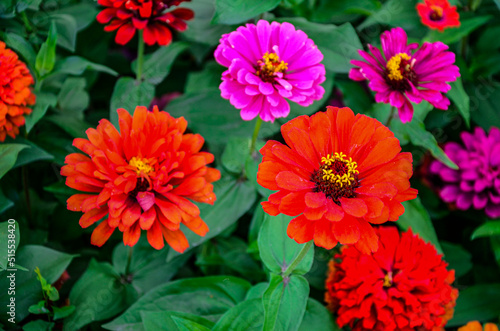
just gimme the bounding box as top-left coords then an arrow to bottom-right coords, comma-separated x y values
325,226 -> 458,331
417,0 -> 460,32
96,0 -> 194,46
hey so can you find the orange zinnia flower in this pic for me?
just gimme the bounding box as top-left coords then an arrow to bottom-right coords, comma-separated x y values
257,107 -> 417,253
61,106 -> 220,253
0,41 -> 36,141
459,321 -> 500,331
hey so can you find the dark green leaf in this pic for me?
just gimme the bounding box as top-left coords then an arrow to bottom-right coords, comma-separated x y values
185,61 -> 225,93
53,56 -> 118,77
221,137 -> 251,174
35,14 -> 78,52
262,274 -> 309,331
0,220 -> 20,271
109,77 -> 155,126
397,197 -> 443,254
63,259 -> 137,331
472,221 -> 500,239
132,42 -> 189,85
22,320 -> 54,331
53,305 -> 76,320
12,138 -> 54,168
142,311 -> 214,331
0,144 -> 29,180
441,241 -> 472,278
3,32 -> 36,67
470,84 -> 500,131
298,298 -> 340,331
491,236 -> 500,268
212,298 -> 264,331
447,284 -> 500,326
212,0 -> 280,24
358,0 -> 421,30
447,78 -> 470,128
35,21 -> 57,77
52,3 -> 98,31
0,189 -> 14,214
258,213 -> 314,275
426,16 -> 492,45
25,92 -> 57,133
46,114 -> 90,138
103,276 -> 251,330
57,77 -> 89,114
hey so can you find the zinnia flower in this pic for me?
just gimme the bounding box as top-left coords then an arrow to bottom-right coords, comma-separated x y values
459,321 -> 499,331
349,27 -> 460,123
429,126 -> 500,218
325,226 -> 458,331
214,20 -> 326,122
96,0 -> 194,46
256,106 -> 417,253
417,0 -> 460,32
0,41 -> 36,142
61,106 -> 220,252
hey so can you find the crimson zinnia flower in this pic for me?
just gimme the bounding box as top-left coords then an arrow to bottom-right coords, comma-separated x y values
349,27 -> 460,123
430,127 -> 500,218
325,226 -> 458,331
0,41 -> 36,142
459,321 -> 499,331
96,0 -> 194,46
257,107 -> 417,253
417,0 -> 460,32
61,106 -> 220,252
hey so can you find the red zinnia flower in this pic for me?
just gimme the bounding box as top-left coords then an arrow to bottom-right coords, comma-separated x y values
459,321 -> 500,331
96,0 -> 194,46
0,41 -> 36,142
325,227 -> 458,331
61,106 -> 220,253
256,107 -> 417,253
417,0 -> 460,31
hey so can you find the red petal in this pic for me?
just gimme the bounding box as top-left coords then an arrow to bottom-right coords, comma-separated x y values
276,171 -> 315,191
325,199 -> 344,222
91,221 -> 115,247
139,207 -> 156,230
354,219 -> 379,254
115,23 -> 136,45
309,111 -> 331,158
279,191 -> 307,216
147,221 -> 164,249
340,198 -> 368,217
121,203 -> 141,227
332,215 -> 360,244
67,194 -> 95,212
183,216 -> 208,236
96,8 -> 117,24
161,225 -> 189,253
123,222 -> 141,247
79,207 -> 108,228
313,221 -> 338,249
305,192 -> 326,208
287,215 -> 315,244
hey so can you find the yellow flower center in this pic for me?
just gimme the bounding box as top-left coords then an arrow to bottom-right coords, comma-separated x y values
129,157 -> 154,176
383,271 -> 393,287
256,52 -> 288,82
386,53 -> 411,81
321,152 -> 359,187
430,5 -> 444,20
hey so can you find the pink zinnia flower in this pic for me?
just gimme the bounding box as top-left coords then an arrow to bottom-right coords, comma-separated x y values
214,20 -> 326,122
430,127 -> 500,218
349,27 -> 460,123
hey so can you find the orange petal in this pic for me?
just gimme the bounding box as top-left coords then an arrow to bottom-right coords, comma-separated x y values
458,322 -> 483,331
286,128 -> 319,167
67,194 -> 95,212
123,222 -> 141,247
340,198 -> 368,217
276,171 -> 315,191
281,115 -> 310,148
262,201 -> 280,216
358,137 -> 401,171
325,199 -> 344,222
183,216 -> 209,236
132,106 -> 148,133
309,111 -> 331,158
287,215 -> 315,244
90,221 -> 115,247
280,191 -> 307,216
353,219 -> 379,254
257,161 -> 288,191
121,203 -> 141,227
305,192 -> 326,208
139,207 -> 156,230
147,221 -> 164,250
79,207 -> 108,228
313,221 -> 338,249
161,225 -> 189,253
332,215 -> 360,245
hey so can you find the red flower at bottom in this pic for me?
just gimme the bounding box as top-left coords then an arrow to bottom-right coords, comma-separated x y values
325,227 -> 458,331
417,0 -> 460,31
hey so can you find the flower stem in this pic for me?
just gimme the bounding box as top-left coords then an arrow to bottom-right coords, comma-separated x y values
136,30 -> 145,82
385,106 -> 396,127
249,117 -> 263,157
282,241 -> 313,278
124,246 -> 133,276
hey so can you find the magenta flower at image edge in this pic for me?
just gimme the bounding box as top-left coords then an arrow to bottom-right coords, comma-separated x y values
214,20 -> 326,122
430,127 -> 500,218
349,27 -> 460,123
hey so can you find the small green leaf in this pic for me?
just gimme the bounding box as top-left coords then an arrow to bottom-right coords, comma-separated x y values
298,298 -> 340,331
22,320 -> 54,331
472,221 -> 500,240
34,267 -> 60,301
258,213 -> 314,275
212,0 -> 280,24
25,92 -> 58,133
447,284 -> 500,326
0,144 -> 29,180
35,21 -> 57,77
52,56 -> 118,76
28,301 -> 50,315
212,298 -> 264,331
53,305 -> 76,320
447,78 -> 470,128
109,77 -> 155,126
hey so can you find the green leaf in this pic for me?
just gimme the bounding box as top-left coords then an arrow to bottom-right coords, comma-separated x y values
35,14 -> 78,52
185,61 -> 225,93
298,298 -> 340,331
425,15 -> 492,45
440,241 -> 472,278
0,220 -> 20,271
0,189 -> 14,214
167,175 -> 257,261
57,77 -> 89,114
53,305 -> 76,320
447,284 -> 500,327
358,0 -> 421,30
212,0 -> 280,24
103,276 -> 251,330
34,267 -> 59,301
258,213 -> 314,275
447,78 -> 470,128
0,144 -> 29,180
397,197 -> 443,254
470,84 -> 500,131
262,274 -> 309,331
132,42 -> 189,85
212,298 -> 264,331
142,311 -> 214,331
12,137 -> 54,168
472,221 -> 500,239
35,21 -> 57,77
22,320 -> 54,331
45,114 -> 90,138
3,32 -> 36,67
221,137 -> 251,174
0,245 -> 75,324
53,56 -> 118,76
63,259 -> 137,331
52,3 -> 98,31
28,301 -> 50,315
25,92 -> 58,133
404,119 -> 458,170
491,235 -> 500,268
109,77 -> 155,126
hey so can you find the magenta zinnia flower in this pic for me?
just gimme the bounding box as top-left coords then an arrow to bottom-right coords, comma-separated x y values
349,27 -> 459,123
214,20 -> 326,122
430,127 -> 500,218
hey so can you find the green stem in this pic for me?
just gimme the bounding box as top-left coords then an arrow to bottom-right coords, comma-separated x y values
385,106 -> 396,127
124,246 -> 133,276
21,11 -> 33,33
282,241 -> 313,278
136,30 -> 145,82
249,117 -> 263,157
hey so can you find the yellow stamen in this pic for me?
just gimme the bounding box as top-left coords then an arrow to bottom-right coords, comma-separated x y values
386,53 -> 411,81
383,271 -> 393,287
320,152 -> 359,187
129,157 -> 154,176
430,5 -> 443,18
257,52 -> 288,77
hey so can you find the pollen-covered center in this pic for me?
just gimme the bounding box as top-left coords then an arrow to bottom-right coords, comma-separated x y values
383,271 -> 393,288
385,53 -> 417,91
429,5 -> 444,21
256,52 -> 288,83
129,157 -> 154,176
312,152 -> 359,204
